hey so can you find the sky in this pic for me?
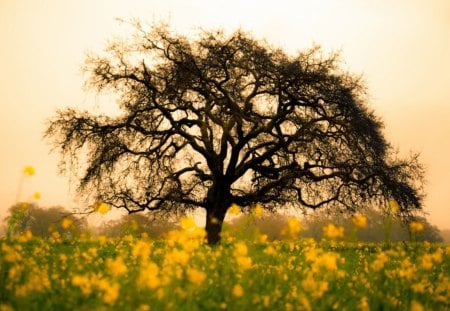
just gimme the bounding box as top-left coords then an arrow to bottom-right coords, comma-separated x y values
0,0 -> 449,229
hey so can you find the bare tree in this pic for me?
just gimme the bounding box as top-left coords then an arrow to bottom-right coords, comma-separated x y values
46,24 -> 424,244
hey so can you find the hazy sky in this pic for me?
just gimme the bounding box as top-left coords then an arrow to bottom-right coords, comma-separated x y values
1,0 -> 449,229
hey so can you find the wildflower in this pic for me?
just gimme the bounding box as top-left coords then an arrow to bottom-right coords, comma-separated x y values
358,296 -> 370,311
388,199 -> 400,213
180,216 -> 196,231
107,257 -> 128,277
253,203 -> 263,217
236,255 -> 253,270
322,223 -> 344,239
234,242 -> 248,257
132,240 -> 152,260
93,201 -> 110,214
232,284 -> 244,297
137,262 -> 160,289
0,304 -> 14,311
228,203 -> 241,215
61,218 -> 73,230
316,252 -> 339,271
168,249 -> 190,265
18,230 -> 33,242
186,268 -> 206,285
33,192 -> 41,200
282,217 -> 302,238
97,279 -> 120,304
137,305 -> 151,311
23,165 -> 35,176
72,275 -> 92,295
410,300 -> 424,311
411,282 -> 427,294
409,221 -> 424,233
352,214 -> 368,229
421,254 -> 433,270
264,245 -> 276,255
372,252 -> 389,271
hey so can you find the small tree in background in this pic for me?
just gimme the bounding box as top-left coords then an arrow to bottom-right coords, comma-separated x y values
97,212 -> 178,238
46,23 -> 424,244
4,203 -> 87,238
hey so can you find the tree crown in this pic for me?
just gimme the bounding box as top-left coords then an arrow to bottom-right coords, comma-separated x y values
46,24 -> 424,228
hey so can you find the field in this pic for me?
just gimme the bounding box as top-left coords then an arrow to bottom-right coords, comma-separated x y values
0,218 -> 449,311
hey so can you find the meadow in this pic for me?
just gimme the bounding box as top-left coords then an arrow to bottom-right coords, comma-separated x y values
0,215 -> 449,311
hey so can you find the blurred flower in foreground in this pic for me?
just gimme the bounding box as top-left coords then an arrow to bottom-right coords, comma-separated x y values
352,214 -> 367,229
93,201 -> 110,214
410,221 -> 424,233
322,223 -> 344,239
232,284 -> 244,297
23,165 -> 35,176
33,192 -> 41,200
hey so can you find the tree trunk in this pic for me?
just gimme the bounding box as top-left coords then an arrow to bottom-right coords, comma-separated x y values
205,207 -> 227,245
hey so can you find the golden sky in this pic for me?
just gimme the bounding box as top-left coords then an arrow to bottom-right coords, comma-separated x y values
0,0 -> 449,229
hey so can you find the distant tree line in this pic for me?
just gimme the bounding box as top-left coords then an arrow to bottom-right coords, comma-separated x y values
1,203 -> 444,243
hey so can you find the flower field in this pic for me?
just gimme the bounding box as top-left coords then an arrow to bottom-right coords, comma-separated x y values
1,217 -> 449,311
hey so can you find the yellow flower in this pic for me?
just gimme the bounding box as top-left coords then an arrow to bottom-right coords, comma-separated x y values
186,268 -> 206,285
322,224 -> 345,239
253,203 -> 263,217
23,165 -> 35,176
358,296 -> 370,311
228,203 -> 241,215
0,304 -> 14,311
232,284 -> 244,297
93,201 -> 110,214
282,217 -> 302,239
97,279 -> 120,304
234,242 -> 248,257
316,252 -> 339,271
372,252 -> 389,271
352,214 -> 368,229
410,300 -> 424,311
236,255 -> 253,270
107,257 -> 128,277
137,262 -> 160,289
61,218 -> 73,230
388,199 -> 400,213
409,221 -> 424,233
33,192 -> 41,200
180,216 -> 196,231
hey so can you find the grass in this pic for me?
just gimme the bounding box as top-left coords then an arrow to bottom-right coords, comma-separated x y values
0,221 -> 449,311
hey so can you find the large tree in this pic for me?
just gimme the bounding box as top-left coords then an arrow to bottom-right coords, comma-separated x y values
46,24 -> 424,244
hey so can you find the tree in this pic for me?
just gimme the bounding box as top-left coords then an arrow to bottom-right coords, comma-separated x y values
46,23 -> 424,244
4,203 -> 87,238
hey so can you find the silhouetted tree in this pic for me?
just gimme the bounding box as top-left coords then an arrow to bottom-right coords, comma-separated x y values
46,23 -> 424,244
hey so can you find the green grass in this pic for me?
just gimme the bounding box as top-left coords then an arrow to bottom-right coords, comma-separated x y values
0,229 -> 449,311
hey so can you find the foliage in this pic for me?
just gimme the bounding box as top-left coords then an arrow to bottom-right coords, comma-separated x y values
3,203 -> 87,239
0,221 -> 448,310
96,212 -> 179,238
227,208 -> 443,243
46,23 -> 424,243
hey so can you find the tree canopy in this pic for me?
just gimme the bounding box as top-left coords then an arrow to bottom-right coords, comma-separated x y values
46,23 -> 424,244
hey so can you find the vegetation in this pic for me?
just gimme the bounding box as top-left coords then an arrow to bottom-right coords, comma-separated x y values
227,208 -> 443,243
45,23 -> 424,244
0,214 -> 449,311
0,165 -> 446,310
4,203 -> 87,239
